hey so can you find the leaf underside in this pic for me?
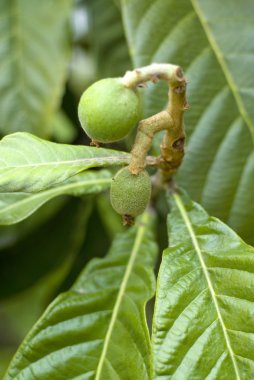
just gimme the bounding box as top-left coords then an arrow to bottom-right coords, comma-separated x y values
0,133 -> 129,193
152,191 -> 254,379
5,212 -> 158,380
0,170 -> 112,225
121,0 -> 254,243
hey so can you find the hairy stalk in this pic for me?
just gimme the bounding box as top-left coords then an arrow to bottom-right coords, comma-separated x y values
128,111 -> 173,174
158,78 -> 188,182
121,63 -> 184,88
122,63 -> 187,180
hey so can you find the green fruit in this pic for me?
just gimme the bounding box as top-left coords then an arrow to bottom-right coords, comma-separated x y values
110,167 -> 151,217
78,78 -> 141,143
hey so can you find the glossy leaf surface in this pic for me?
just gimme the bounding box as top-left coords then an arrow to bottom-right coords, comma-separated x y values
0,0 -> 72,136
5,212 -> 157,380
0,133 -> 129,192
0,170 -> 112,225
152,192 -> 254,379
121,0 -> 254,243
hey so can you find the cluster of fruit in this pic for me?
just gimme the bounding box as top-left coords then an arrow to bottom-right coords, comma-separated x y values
78,77 -> 152,221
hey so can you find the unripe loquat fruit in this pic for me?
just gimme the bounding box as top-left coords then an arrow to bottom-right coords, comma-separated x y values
110,167 -> 151,217
78,78 -> 141,143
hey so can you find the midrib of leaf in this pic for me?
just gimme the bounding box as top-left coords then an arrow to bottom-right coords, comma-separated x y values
173,193 -> 241,380
0,155 -> 130,168
0,177 -> 111,219
95,212 -> 149,379
190,0 -> 254,143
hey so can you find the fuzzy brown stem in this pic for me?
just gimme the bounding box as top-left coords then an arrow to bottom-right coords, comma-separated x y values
128,111 -> 173,174
157,78 -> 187,181
121,63 -> 184,88
128,66 -> 187,178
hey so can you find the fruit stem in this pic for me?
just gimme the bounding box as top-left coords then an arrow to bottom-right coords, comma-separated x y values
158,76 -> 188,181
121,63 -> 184,88
128,64 -> 188,181
128,111 -> 173,174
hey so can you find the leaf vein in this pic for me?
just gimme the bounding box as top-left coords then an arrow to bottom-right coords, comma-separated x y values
190,0 -> 254,142
173,193 -> 241,379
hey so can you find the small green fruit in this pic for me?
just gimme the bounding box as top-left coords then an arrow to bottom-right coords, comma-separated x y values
78,78 -> 141,143
110,167 -> 151,217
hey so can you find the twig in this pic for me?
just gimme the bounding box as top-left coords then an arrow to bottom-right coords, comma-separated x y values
122,63 -> 187,181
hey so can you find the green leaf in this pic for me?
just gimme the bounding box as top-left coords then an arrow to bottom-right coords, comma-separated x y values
0,198 -> 92,298
0,195 -> 67,249
88,0 -> 131,78
0,199 -> 92,374
0,170 -> 112,225
121,0 -> 254,243
152,191 -> 254,379
0,349 -> 14,379
5,212 -> 158,380
96,193 -> 125,238
50,111 -> 78,144
0,0 -> 72,137
0,133 -> 129,193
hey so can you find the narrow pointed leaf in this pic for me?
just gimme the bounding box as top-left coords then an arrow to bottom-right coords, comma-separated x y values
0,0 -> 72,136
0,133 -> 129,192
121,0 -> 254,243
152,192 -> 254,379
5,212 -> 158,380
0,170 -> 112,225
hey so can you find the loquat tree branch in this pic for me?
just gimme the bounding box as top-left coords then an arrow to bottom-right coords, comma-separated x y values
122,63 -> 188,181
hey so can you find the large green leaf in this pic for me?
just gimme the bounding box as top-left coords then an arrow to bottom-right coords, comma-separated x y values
0,170 -> 112,225
0,199 -> 92,373
121,0 -> 254,243
0,0 -> 72,137
152,191 -> 254,379
0,133 -> 129,192
5,212 -> 158,380
87,0 -> 131,78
